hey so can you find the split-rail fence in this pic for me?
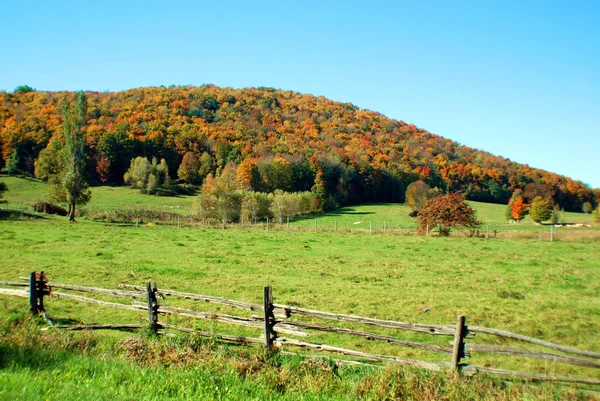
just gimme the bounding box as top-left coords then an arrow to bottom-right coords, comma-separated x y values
0,272 -> 599,388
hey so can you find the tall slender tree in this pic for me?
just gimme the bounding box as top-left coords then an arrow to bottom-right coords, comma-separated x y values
60,91 -> 91,221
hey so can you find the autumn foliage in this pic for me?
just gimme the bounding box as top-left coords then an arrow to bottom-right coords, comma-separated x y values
417,193 -> 481,236
0,85 -> 597,211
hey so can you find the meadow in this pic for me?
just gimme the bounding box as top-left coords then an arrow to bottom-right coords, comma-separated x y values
0,176 -> 599,399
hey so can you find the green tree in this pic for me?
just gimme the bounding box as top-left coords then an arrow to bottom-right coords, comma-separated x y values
551,204 -> 561,225
6,150 -> 20,175
594,206 -> 600,223
582,201 -> 593,214
124,156 -> 152,191
14,85 -> 34,94
198,152 -> 215,179
311,168 -> 327,211
34,139 -> 64,181
529,196 -> 552,223
177,151 -> 201,184
56,92 -> 91,221
124,156 -> 174,195
405,180 -> 432,212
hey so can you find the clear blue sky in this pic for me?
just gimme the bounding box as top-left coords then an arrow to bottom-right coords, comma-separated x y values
1,1 -> 598,187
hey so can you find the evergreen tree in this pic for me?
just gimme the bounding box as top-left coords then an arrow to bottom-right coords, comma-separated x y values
57,92 -> 91,221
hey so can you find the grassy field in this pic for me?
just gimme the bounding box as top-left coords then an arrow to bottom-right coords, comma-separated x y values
0,176 -> 599,399
1,175 -> 596,231
0,175 -> 197,214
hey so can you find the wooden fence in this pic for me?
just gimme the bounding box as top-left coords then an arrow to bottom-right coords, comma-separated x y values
1,272 -> 599,387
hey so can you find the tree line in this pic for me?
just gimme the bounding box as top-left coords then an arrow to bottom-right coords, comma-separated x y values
1,85 -> 598,213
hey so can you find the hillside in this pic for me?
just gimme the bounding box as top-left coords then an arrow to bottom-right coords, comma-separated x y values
0,86 -> 597,211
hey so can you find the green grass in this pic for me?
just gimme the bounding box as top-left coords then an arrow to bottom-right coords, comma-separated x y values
0,175 -> 196,214
0,176 -> 599,399
2,313 -> 585,401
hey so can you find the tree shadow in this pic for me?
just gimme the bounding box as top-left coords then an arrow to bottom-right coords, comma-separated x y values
0,210 -> 47,220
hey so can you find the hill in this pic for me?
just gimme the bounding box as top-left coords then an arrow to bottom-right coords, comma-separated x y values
0,86 -> 597,211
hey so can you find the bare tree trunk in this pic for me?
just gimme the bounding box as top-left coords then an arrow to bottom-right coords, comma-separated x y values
68,202 -> 76,222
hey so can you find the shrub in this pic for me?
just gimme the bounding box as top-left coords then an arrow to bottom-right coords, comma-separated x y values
417,193 -> 481,236
32,201 -> 68,216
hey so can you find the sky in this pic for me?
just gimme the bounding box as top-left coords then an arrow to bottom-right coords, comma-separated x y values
1,1 -> 599,187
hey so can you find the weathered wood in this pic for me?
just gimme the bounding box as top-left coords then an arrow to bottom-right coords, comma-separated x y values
146,282 -> 159,333
0,288 -> 29,297
468,325 -> 600,359
276,337 -> 443,371
264,286 -> 274,349
29,271 -> 37,313
0,281 -> 29,287
6,280 -> 147,299
52,292 -> 147,312
50,283 -> 146,299
133,303 -> 309,337
462,365 -> 600,385
272,303 -> 456,336
266,319 -> 452,354
160,323 -> 263,345
466,344 -> 600,369
43,324 -> 146,331
152,303 -> 263,328
451,315 -> 467,369
120,284 -> 264,312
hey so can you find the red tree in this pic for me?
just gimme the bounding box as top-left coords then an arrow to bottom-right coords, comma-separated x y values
417,193 -> 481,236
511,197 -> 529,222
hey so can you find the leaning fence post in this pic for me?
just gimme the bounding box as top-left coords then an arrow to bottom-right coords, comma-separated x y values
263,286 -> 275,350
451,315 -> 467,370
29,271 -> 38,313
146,282 -> 159,333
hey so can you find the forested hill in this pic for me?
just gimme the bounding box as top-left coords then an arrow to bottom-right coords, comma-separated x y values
0,85 -> 596,211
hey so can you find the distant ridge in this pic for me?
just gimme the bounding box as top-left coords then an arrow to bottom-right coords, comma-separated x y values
0,85 -> 596,210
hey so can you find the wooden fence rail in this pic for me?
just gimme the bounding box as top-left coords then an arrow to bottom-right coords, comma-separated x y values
1,272 -> 599,387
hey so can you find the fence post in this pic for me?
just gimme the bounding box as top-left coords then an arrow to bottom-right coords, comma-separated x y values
146,282 -> 159,334
451,315 -> 467,370
267,217 -> 270,231
287,216 -> 289,230
369,221 -> 372,234
29,271 -> 38,313
263,286 -> 275,350
314,219 -> 317,232
335,220 -> 337,232
550,225 -> 553,242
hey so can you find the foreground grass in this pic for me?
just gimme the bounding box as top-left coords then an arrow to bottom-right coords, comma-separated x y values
0,217 -> 598,379
0,310 -> 587,400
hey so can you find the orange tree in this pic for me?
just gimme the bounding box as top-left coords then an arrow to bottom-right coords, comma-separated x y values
417,193 -> 481,236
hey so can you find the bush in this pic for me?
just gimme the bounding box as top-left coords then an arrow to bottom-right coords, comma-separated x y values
417,193 -> 481,236
32,201 -> 68,216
